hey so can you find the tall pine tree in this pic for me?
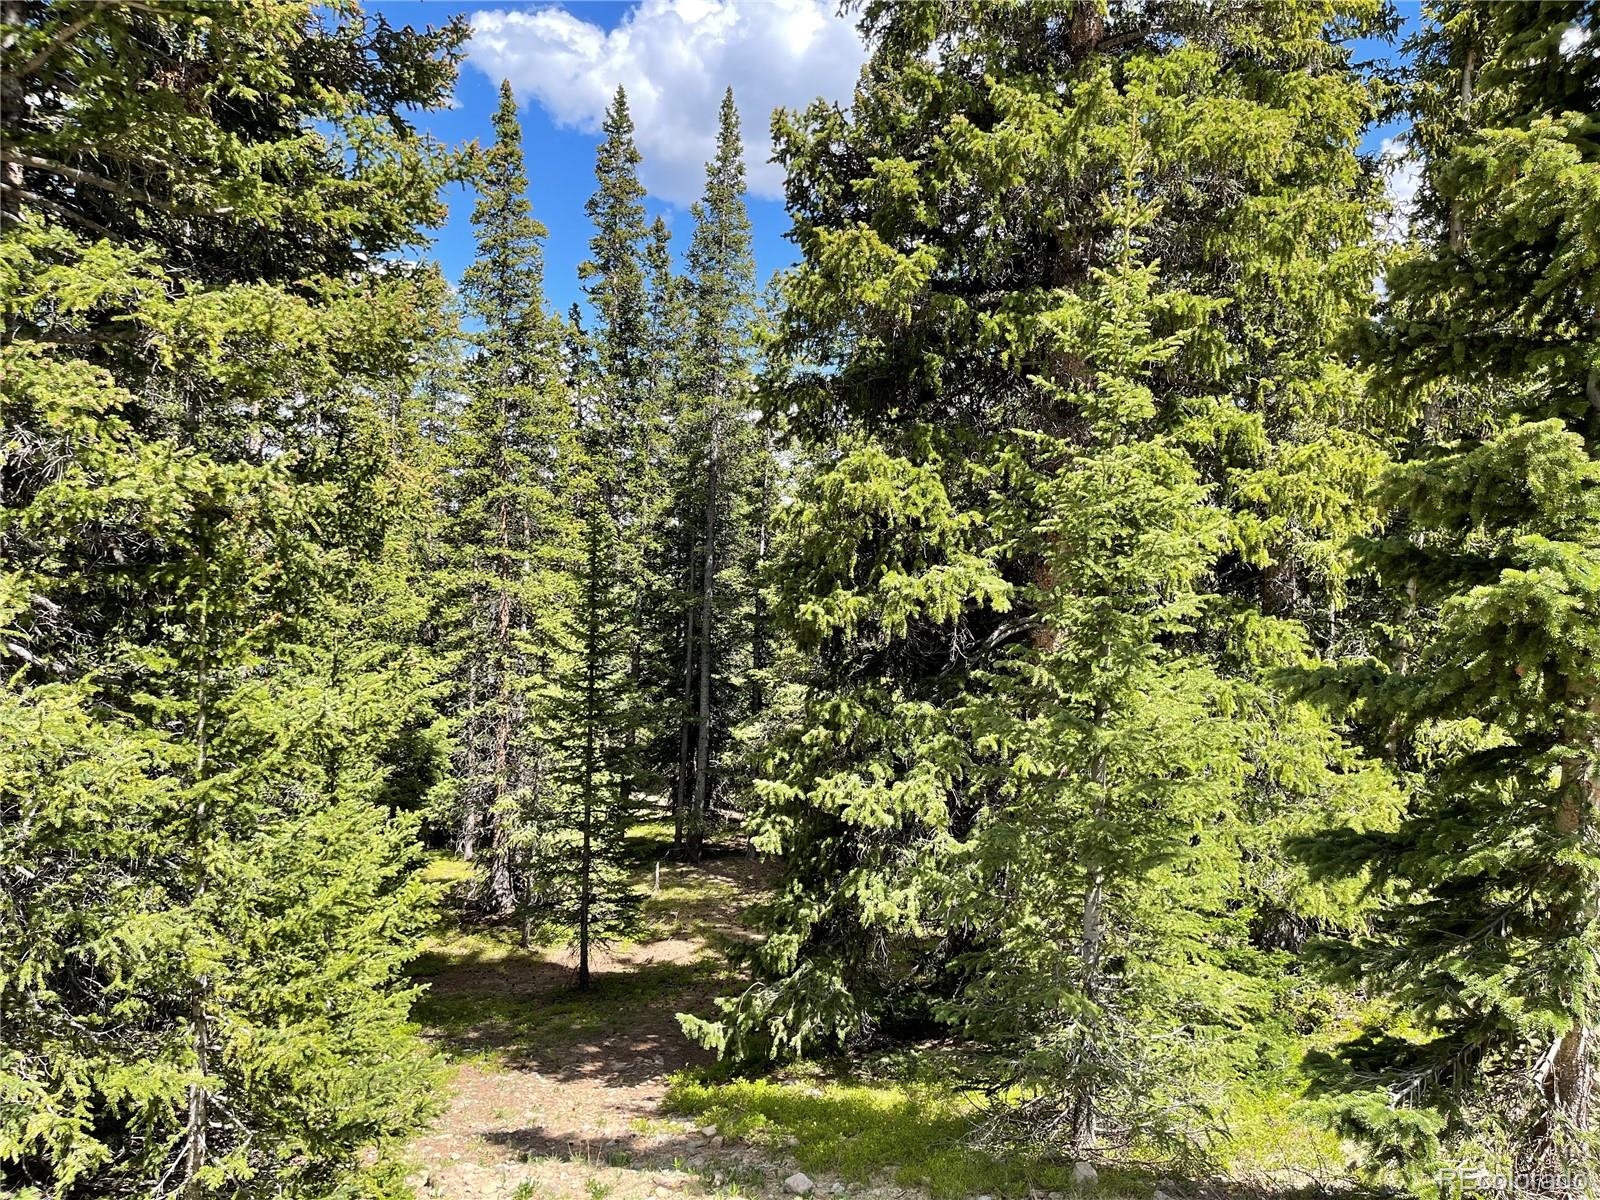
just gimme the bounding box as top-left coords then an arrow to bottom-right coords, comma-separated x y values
675,89 -> 764,859
442,81 -> 575,920
1298,1 -> 1600,1184
0,2 -> 465,1194
686,0 -> 1395,1161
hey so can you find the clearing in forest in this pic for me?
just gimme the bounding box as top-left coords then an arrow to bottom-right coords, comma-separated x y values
403,820 -> 1350,1200
405,824 -> 805,1200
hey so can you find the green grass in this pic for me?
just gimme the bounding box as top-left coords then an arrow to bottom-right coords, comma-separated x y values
417,852 -> 475,887
411,947 -> 720,1051
664,1076 -> 1154,1200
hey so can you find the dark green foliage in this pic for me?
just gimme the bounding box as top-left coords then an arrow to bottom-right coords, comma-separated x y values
439,81 -> 577,919
671,89 -> 771,859
686,0 -> 1397,1163
1296,0 -> 1600,1182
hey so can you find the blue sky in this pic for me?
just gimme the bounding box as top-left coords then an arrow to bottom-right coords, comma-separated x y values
372,0 -> 1421,316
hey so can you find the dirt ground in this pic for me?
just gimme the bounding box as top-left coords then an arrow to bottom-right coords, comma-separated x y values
405,848 -> 828,1200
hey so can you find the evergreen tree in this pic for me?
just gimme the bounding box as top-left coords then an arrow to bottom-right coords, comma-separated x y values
675,89 -> 764,859
0,3 -> 464,1195
1298,1 -> 1600,1184
947,193 -> 1259,1152
442,81 -> 575,920
579,87 -> 659,811
639,216 -> 698,845
686,0 -> 1394,1159
539,296 -> 643,989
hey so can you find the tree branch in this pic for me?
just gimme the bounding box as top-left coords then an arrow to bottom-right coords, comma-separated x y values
14,12 -> 95,80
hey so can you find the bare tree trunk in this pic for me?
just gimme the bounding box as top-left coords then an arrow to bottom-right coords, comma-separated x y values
1072,639 -> 1113,1153
1448,44 -> 1476,253
674,568 -> 696,852
578,513 -> 601,991
183,604 -> 212,1198
690,411 -> 718,862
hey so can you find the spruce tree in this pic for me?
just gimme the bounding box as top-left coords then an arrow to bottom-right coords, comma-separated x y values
948,196 -> 1259,1152
543,310 -> 641,990
676,89 -> 763,859
686,0 -> 1394,1158
442,81 -> 575,919
579,87 -> 659,811
1298,1 -> 1600,1183
0,3 -> 463,1195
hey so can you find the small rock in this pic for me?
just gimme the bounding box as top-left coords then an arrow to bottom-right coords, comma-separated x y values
710,1135 -> 725,1148
1048,1192 -> 1064,1199
699,1124 -> 718,1137
786,1172 -> 816,1195
977,1194 -> 995,1200
832,1185 -> 846,1196
1154,1191 -> 1173,1200
1071,1162 -> 1098,1188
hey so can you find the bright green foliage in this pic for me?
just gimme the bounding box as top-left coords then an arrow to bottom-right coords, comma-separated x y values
0,0 -> 462,280
686,0 -> 1396,1160
439,82 -> 578,920
945,226 -> 1259,1153
0,2 -> 463,1195
1296,0 -> 1600,1181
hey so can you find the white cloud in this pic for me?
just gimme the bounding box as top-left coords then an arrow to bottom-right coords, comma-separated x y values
1379,134 -> 1422,242
467,0 -> 868,207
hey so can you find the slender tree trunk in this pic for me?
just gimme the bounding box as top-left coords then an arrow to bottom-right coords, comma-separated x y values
183,602 -> 212,1199
751,449 -> 771,712
578,513 -> 601,991
1074,671 -> 1108,1153
674,561 -> 696,852
690,412 -> 718,862
1448,44 -> 1476,253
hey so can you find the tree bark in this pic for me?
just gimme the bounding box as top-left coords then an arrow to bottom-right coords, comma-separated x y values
578,511 -> 601,991
1074,667 -> 1109,1153
690,411 -> 718,862
674,562 -> 696,852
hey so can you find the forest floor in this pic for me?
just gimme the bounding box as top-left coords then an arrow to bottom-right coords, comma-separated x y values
402,816 -> 1351,1200
404,820 -> 773,1200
